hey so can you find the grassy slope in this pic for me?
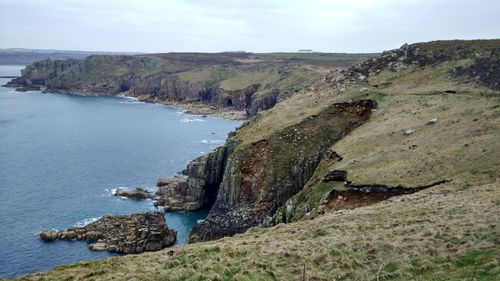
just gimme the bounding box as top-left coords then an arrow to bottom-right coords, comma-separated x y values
12,182 -> 499,281
287,61 -> 500,218
6,43 -> 500,280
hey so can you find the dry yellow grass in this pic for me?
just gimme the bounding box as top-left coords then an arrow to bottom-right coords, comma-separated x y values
282,60 -> 499,228
11,180 -> 499,280
7,42 -> 500,281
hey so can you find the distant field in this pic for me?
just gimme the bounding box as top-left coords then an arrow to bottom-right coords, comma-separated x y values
258,52 -> 379,60
0,49 -> 142,65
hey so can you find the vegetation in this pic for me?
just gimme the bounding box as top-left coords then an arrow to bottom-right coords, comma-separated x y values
8,180 -> 498,280
5,40 -> 500,281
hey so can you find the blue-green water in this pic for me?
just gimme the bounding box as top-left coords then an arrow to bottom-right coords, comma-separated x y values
0,65 -> 239,278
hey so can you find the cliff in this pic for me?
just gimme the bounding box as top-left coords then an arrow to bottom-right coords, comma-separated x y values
155,146 -> 229,211
4,52 -> 373,118
189,99 -> 377,242
143,40 -> 500,244
7,40 -> 500,280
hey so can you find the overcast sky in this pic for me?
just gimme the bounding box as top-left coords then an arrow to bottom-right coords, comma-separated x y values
0,0 -> 499,53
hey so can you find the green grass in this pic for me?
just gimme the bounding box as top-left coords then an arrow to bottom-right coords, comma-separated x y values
7,40 -> 500,281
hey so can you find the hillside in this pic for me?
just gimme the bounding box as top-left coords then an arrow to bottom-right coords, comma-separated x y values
5,40 -> 500,280
4,52 -> 374,119
0,48 -> 140,65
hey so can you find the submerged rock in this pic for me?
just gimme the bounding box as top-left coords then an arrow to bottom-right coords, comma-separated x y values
114,187 -> 152,200
39,212 -> 176,254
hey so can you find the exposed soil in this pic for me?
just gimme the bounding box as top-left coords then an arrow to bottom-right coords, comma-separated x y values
240,140 -> 270,203
323,180 -> 449,212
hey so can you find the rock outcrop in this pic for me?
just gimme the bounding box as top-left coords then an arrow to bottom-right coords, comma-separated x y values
4,53 -> 338,117
189,100 -> 377,242
326,40 -> 500,92
114,187 -> 153,200
39,212 -> 176,254
155,146 -> 229,211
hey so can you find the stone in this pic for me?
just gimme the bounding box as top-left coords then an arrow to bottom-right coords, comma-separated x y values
403,128 -> 414,136
426,118 -> 438,125
39,230 -> 58,241
89,241 -> 107,251
155,146 -> 227,212
114,187 -> 152,200
39,212 -> 176,254
359,87 -> 370,93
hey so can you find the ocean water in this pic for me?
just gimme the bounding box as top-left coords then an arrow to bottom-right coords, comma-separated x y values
0,65 -> 240,278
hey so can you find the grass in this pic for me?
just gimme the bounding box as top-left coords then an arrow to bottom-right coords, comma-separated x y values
279,55 -> 499,221
6,40 -> 500,281
257,52 -> 379,61
218,69 -> 279,90
8,181 -> 499,280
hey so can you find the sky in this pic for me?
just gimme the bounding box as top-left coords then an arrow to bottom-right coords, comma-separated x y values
0,0 -> 499,53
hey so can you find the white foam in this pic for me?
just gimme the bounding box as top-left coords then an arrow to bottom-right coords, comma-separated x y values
200,139 -> 225,145
73,216 -> 101,228
118,94 -> 139,101
106,186 -> 128,196
196,219 -> 205,224
180,118 -> 205,123
119,100 -> 144,104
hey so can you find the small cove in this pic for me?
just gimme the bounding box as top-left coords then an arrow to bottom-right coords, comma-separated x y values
0,65 -> 240,278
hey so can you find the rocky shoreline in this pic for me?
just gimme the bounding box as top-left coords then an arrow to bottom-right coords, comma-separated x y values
40,212 -> 176,254
8,52 -> 383,251
133,94 -> 248,120
3,54 -> 290,120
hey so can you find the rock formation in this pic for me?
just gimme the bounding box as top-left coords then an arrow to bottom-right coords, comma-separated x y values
39,212 -> 176,254
189,100 -> 377,242
155,146 -> 228,211
114,187 -> 153,200
4,53 -> 346,117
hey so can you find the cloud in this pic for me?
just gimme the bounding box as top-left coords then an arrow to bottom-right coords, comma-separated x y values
0,0 -> 498,52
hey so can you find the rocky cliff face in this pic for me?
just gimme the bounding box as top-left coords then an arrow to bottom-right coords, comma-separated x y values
186,40 -> 500,243
39,212 -> 176,254
4,54 -> 326,117
189,100 -> 377,242
155,146 -> 229,211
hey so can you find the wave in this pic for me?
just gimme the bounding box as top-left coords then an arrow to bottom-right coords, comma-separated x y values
73,216 -> 101,228
104,186 -> 128,196
119,101 -> 144,104
180,118 -> 205,123
200,139 -> 225,145
117,94 -> 139,101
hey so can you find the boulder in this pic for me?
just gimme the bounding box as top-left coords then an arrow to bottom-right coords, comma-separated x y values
39,212 -> 176,254
39,230 -> 58,241
114,187 -> 152,200
403,128 -> 414,136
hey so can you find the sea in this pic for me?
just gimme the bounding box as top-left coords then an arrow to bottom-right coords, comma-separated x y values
0,65 -> 240,278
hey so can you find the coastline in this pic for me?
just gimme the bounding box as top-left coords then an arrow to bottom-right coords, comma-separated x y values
136,95 -> 249,121
0,78 -> 239,277
3,83 -> 249,121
